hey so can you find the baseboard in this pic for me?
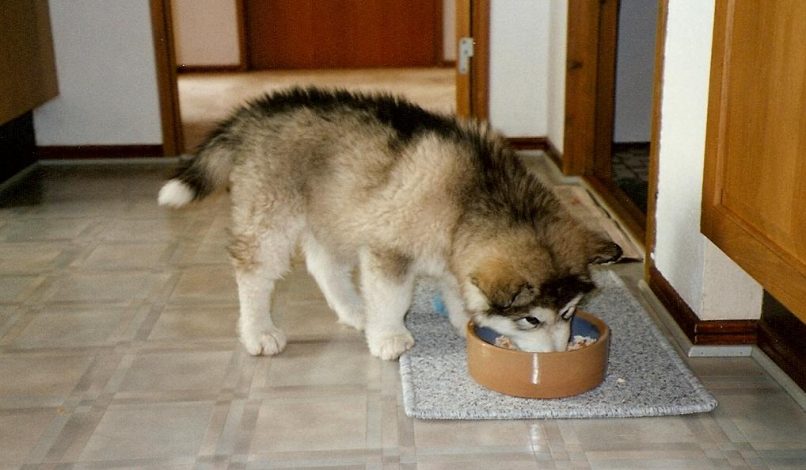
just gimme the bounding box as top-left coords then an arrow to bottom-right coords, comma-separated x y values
758,292 -> 806,391
647,266 -> 757,345
35,145 -> 165,159
545,138 -> 563,170
177,64 -> 245,73
506,137 -> 547,151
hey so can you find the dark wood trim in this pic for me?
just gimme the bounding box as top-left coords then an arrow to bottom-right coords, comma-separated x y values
545,138 -> 563,169
471,0 -> 490,120
177,65 -> 244,73
584,175 -> 646,244
149,0 -> 183,156
35,145 -> 164,159
758,292 -> 806,391
563,0 -> 603,176
648,266 -> 757,345
506,137 -> 547,151
591,0 -> 619,181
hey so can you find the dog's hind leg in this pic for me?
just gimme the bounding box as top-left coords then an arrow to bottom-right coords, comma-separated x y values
437,276 -> 469,337
359,248 -> 415,360
302,234 -> 365,330
229,216 -> 303,356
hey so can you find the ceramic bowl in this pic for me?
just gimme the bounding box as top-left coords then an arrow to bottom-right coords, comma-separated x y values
466,310 -> 610,398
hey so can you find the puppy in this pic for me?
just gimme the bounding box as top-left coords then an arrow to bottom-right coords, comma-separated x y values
158,87 -> 621,359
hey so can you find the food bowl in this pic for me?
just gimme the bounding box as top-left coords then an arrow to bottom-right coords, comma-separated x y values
466,311 -> 610,398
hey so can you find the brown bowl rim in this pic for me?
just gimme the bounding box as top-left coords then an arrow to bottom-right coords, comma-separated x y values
466,310 -> 610,356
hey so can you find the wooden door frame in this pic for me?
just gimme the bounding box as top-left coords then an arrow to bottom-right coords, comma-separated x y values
150,0 -> 183,156
151,0 -> 489,155
455,0 -> 489,119
563,0 -> 649,243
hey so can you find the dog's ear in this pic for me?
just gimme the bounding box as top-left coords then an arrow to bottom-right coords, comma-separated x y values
471,264 -> 535,311
588,235 -> 623,264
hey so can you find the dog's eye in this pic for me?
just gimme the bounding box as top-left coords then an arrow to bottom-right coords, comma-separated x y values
518,316 -> 541,328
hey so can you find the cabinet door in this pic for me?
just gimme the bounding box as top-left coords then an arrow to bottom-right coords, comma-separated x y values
702,0 -> 806,321
244,0 -> 441,69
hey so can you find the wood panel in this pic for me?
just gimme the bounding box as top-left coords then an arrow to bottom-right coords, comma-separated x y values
0,0 -> 58,125
702,0 -> 806,322
245,0 -> 441,69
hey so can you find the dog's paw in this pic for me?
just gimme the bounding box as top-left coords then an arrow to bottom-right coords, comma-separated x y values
240,327 -> 287,356
367,331 -> 415,360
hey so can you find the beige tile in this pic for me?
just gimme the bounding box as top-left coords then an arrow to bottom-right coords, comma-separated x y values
413,420 -> 533,451
170,266 -> 238,304
0,409 -> 56,465
9,306 -> 133,348
0,275 -> 43,303
77,242 -> 174,269
119,351 -> 233,393
46,271 -> 171,303
272,299 -> 363,342
148,305 -> 238,341
259,340 -> 377,388
559,417 -> 700,450
716,391 -> 806,444
250,396 -> 368,453
0,355 -> 93,408
0,218 -> 97,242
98,218 -> 195,242
78,402 -> 213,462
0,242 -> 67,273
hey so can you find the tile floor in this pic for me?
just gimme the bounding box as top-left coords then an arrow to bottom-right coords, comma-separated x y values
1,161 -> 804,470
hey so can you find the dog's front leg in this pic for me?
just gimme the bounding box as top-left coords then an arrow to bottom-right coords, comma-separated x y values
359,248 -> 415,360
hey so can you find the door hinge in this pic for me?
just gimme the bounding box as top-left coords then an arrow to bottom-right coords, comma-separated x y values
458,37 -> 475,74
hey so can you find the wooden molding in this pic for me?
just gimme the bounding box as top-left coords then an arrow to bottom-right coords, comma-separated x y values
506,137 -> 547,151
149,0 -> 183,156
647,266 -> 757,345
35,145 -> 164,159
545,138 -> 563,169
177,65 -> 245,73
645,0 -> 669,282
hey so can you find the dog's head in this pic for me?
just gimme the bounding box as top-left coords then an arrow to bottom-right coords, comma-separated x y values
455,225 -> 621,352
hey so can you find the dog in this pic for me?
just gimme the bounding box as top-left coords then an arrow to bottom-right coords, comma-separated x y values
158,87 -> 621,360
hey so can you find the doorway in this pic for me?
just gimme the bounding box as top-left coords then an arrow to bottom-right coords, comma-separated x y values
563,0 -> 663,243
150,0 -> 489,155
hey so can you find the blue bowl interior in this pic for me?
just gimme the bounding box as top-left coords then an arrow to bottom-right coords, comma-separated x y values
475,315 -> 600,348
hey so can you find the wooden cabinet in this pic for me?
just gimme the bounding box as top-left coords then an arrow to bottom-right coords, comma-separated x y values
0,0 -> 58,125
702,0 -> 806,322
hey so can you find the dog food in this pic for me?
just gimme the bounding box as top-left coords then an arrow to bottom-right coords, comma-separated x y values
493,334 -> 598,351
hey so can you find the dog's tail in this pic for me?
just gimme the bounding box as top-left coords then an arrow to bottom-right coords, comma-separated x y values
157,128 -> 236,208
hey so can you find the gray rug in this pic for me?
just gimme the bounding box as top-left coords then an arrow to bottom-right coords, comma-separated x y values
400,269 -> 717,419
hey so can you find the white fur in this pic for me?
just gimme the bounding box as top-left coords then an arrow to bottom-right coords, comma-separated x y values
359,248 -> 416,360
235,217 -> 303,356
302,234 -> 365,330
157,179 -> 194,208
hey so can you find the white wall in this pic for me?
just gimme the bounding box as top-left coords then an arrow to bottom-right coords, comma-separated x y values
613,0 -> 657,143
33,0 -> 162,146
654,0 -> 762,320
488,0 -> 549,137
172,0 -> 240,67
